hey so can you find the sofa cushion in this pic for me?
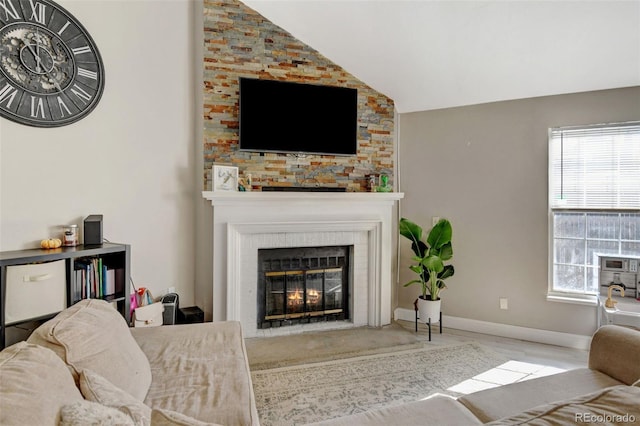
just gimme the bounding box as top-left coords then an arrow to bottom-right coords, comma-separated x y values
487,385 -> 640,425
306,395 -> 483,426
59,400 -> 135,426
27,299 -> 152,401
151,409 -> 224,426
79,369 -> 151,426
0,342 -> 83,426
588,325 -> 640,385
458,367 -> 623,423
131,321 -> 260,426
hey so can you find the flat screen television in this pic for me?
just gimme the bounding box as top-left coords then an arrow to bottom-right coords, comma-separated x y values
239,78 -> 358,156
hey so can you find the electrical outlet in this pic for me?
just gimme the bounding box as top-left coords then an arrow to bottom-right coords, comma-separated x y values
432,216 -> 441,226
499,298 -> 508,310
168,286 -> 176,294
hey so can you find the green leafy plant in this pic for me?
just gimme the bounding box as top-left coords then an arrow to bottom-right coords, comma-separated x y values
399,217 -> 455,301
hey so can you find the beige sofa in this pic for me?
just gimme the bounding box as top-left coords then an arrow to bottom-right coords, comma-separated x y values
0,299 -> 259,426
311,325 -> 640,425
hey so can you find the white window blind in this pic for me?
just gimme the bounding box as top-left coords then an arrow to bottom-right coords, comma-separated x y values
550,123 -> 640,210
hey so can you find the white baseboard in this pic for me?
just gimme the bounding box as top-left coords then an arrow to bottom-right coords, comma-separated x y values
394,307 -> 591,350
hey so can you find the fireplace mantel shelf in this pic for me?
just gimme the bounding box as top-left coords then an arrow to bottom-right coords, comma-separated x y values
202,191 -> 404,205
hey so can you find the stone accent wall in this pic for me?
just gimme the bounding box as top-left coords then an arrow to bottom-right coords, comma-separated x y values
203,0 -> 395,192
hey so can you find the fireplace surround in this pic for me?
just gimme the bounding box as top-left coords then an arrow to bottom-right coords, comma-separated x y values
202,191 -> 403,337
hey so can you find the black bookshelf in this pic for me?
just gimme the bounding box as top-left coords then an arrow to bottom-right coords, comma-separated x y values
0,243 -> 130,348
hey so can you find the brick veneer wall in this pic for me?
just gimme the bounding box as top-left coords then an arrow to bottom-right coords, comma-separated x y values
203,0 -> 395,192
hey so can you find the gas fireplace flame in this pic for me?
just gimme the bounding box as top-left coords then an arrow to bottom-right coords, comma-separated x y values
288,289 -> 303,305
287,289 -> 321,307
307,289 -> 320,304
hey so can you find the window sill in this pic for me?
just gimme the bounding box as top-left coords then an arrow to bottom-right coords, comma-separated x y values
546,293 -> 598,307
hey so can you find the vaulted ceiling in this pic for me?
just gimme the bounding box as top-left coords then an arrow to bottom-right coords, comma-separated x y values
242,0 -> 640,113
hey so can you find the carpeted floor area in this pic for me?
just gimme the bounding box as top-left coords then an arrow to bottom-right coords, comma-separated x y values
250,342 -> 507,426
245,321 -> 589,425
245,322 -> 424,370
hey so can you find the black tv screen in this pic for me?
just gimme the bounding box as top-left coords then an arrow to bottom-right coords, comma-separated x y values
239,78 -> 358,156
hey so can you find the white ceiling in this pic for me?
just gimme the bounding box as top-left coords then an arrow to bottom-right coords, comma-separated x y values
242,0 -> 640,113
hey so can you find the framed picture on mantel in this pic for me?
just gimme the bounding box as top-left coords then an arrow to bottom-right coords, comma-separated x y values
212,165 -> 239,192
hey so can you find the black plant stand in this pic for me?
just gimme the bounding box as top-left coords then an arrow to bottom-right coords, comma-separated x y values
414,298 -> 442,341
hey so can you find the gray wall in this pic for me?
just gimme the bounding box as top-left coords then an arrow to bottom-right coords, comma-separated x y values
397,86 -> 640,336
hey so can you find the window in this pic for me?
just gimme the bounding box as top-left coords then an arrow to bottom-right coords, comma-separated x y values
549,122 -> 640,297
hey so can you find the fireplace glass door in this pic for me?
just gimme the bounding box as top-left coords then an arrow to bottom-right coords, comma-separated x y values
258,246 -> 351,328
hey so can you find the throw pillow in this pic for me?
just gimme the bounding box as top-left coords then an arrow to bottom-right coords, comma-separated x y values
27,298 -> 152,400
0,342 -> 83,426
59,400 -> 134,426
151,409 -> 223,426
79,369 -> 151,426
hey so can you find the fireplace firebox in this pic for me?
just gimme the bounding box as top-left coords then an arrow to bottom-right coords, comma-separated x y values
257,246 -> 351,328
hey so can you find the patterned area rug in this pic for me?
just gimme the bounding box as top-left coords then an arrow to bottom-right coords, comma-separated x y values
251,342 -> 507,426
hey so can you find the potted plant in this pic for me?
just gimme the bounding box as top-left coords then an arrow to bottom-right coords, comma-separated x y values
399,217 -> 455,322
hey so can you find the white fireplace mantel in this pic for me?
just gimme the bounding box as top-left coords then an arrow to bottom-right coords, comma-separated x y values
202,191 -> 404,205
202,191 -> 404,337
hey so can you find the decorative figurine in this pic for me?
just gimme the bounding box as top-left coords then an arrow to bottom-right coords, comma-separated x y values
376,174 -> 392,192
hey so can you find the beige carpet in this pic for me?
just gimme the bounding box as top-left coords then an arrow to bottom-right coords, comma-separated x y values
246,323 -> 424,370
250,342 -> 507,426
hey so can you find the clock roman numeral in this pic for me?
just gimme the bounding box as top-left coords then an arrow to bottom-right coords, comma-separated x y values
70,84 -> 92,105
57,20 -> 71,36
0,0 -> 19,21
28,0 -> 46,24
77,67 -> 97,80
56,96 -> 71,117
0,82 -> 18,108
30,96 -> 46,119
72,46 -> 92,56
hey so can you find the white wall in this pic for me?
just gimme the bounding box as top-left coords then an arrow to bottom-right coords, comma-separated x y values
0,0 -> 198,304
398,86 -> 640,337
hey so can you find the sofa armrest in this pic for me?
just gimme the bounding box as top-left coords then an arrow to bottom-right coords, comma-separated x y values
588,325 -> 640,385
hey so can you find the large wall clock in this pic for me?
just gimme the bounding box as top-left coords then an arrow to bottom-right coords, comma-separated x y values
0,0 -> 104,127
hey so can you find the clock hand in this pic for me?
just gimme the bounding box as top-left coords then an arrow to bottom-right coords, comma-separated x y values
47,67 -> 64,93
20,37 -> 41,69
35,29 -> 40,72
20,36 -> 64,93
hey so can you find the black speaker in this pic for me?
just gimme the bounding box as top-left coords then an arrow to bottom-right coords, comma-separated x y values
161,293 -> 179,325
84,215 -> 103,245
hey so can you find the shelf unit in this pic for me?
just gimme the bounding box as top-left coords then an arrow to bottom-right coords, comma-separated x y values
0,243 -> 130,349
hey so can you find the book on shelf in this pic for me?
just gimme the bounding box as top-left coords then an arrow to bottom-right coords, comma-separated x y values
74,257 -> 123,303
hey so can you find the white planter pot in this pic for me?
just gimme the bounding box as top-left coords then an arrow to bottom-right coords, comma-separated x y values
417,297 -> 441,323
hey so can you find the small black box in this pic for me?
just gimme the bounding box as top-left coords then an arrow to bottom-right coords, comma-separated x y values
178,306 -> 204,324
84,215 -> 103,245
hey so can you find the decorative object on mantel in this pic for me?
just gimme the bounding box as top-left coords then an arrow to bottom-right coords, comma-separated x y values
375,174 -> 392,192
212,165 -> 239,192
399,217 -> 455,324
368,175 -> 377,192
0,0 -> 105,127
238,173 -> 252,192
